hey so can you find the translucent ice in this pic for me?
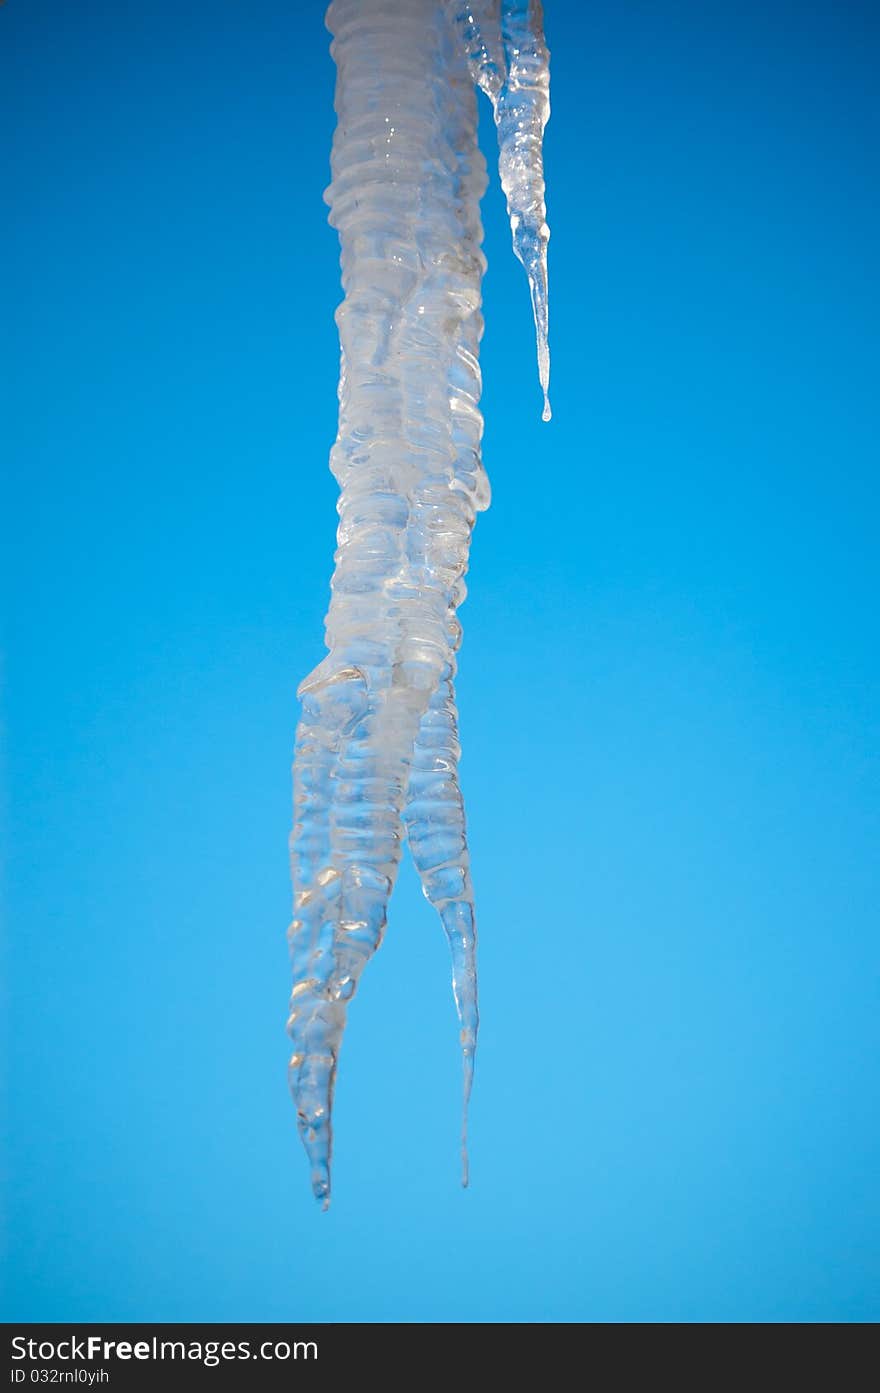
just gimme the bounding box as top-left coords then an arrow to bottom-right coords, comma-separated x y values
446,1 -> 552,417
287,0 -> 550,1206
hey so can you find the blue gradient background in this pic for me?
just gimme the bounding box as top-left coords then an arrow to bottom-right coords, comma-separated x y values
3,0 -> 879,1322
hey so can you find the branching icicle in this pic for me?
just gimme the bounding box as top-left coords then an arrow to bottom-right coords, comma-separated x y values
287,0 -> 551,1207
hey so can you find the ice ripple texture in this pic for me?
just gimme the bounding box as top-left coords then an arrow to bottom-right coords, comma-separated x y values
287,0 -> 551,1207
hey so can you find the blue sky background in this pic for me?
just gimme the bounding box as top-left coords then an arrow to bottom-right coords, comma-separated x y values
3,0 -> 878,1322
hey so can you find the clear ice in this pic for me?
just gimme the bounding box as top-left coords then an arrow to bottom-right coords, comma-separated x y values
287,0 -> 551,1207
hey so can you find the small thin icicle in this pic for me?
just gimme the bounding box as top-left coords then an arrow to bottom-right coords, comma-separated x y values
404,674 -> 480,1187
451,1 -> 552,420
496,0 -> 552,420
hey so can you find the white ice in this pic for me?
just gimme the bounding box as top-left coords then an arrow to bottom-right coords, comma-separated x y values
287,0 -> 551,1206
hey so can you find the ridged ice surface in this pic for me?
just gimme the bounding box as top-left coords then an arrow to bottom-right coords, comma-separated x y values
447,1 -> 552,417
287,0 -> 550,1207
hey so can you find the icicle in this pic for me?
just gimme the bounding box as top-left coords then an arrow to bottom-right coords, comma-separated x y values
497,0 -> 552,420
443,2 -> 507,103
288,0 -> 550,1206
447,1 -> 552,420
288,0 -> 486,1207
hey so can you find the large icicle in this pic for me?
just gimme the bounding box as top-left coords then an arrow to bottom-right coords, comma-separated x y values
288,0 -> 550,1207
288,0 -> 487,1208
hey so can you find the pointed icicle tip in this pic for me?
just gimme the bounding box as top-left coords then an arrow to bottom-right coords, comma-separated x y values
461,1041 -> 474,1189
309,1153 -> 332,1211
